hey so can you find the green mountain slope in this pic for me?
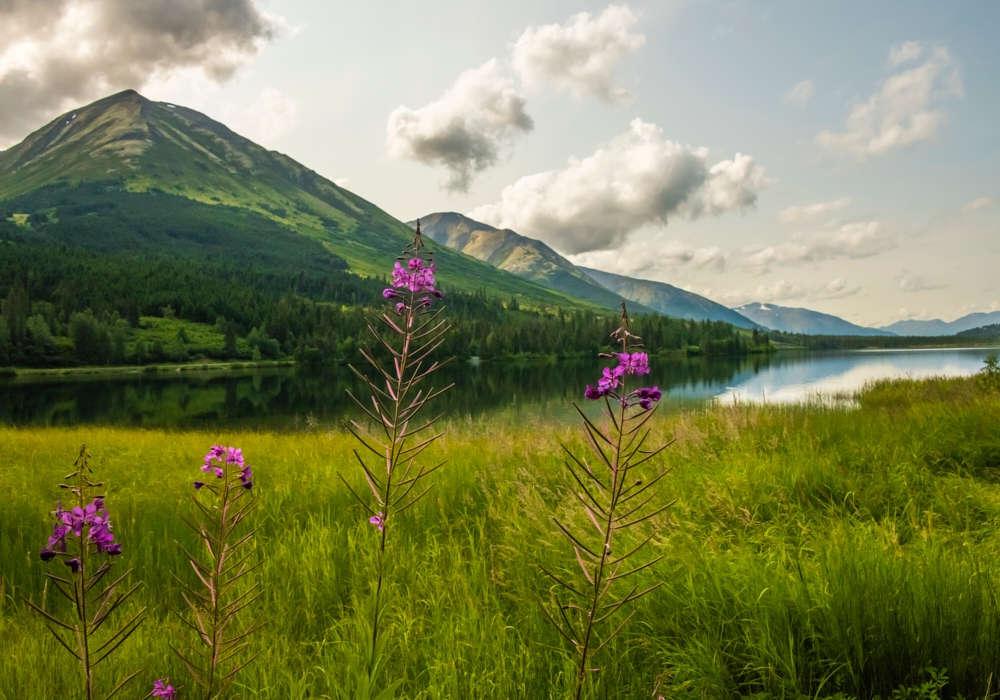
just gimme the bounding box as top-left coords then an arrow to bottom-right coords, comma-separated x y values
580,268 -> 757,328
0,90 -> 602,311
412,212 -> 653,313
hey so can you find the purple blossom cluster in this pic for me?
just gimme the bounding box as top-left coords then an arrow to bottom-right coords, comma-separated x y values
151,679 -> 176,699
584,352 -> 662,410
39,497 -> 122,566
195,445 -> 253,490
383,258 -> 443,312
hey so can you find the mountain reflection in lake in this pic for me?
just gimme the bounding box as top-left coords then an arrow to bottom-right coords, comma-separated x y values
0,347 -> 995,430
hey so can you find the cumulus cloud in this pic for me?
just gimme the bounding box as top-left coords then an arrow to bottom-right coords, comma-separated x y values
221,87 -> 297,145
816,44 -> 962,160
568,238 -> 727,278
712,278 -> 862,307
778,197 -> 850,223
897,273 -> 945,292
0,0 -> 281,146
757,278 -> 861,303
963,197 -> 993,213
468,118 -> 768,255
386,59 -> 533,192
784,79 -> 814,105
743,221 -> 895,274
511,4 -> 645,102
890,41 -> 923,66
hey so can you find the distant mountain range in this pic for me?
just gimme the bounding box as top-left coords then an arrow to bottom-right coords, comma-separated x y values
413,212 -> 757,327
0,90 -> 599,311
734,303 -> 896,336
579,268 -> 757,328
879,312 -> 1000,336
4,90 -> 982,341
413,213 -> 654,313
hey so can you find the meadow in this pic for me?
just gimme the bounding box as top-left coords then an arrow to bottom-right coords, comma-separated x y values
1,376 -> 999,699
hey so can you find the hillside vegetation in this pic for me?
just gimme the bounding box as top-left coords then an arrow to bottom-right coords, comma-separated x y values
0,90 -> 603,309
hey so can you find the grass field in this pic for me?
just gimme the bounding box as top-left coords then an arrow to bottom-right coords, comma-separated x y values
2,377 -> 1000,699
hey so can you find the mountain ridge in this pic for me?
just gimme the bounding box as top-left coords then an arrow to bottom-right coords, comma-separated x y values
411,212 -> 655,314
734,302 -> 895,336
413,212 -> 760,326
879,311 -> 1000,337
580,268 -> 758,328
0,90 -> 608,312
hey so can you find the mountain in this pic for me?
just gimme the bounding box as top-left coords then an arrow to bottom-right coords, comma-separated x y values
880,312 -> 1000,337
0,90 -> 603,311
580,268 -> 757,328
412,212 -> 653,313
956,324 -> 1000,340
733,303 -> 895,336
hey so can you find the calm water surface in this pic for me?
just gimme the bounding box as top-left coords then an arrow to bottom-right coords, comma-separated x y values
0,347 -> 994,429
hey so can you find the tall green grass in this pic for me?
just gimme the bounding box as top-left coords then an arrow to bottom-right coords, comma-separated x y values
1,376 -> 999,699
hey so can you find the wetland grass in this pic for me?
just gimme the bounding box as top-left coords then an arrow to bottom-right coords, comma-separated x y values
1,376 -> 1000,698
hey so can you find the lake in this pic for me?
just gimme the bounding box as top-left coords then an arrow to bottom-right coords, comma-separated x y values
0,347 -> 995,430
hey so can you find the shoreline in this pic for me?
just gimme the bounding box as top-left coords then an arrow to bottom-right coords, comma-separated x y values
1,344 -> 996,380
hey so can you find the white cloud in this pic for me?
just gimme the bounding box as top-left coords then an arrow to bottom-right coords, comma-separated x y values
784,79 -> 814,105
778,197 -> 850,223
333,178 -> 350,188
760,278 -> 861,302
898,307 -> 931,320
963,197 -> 993,213
0,0 -> 281,146
568,238 -> 727,278
710,278 -> 861,307
897,273 -> 945,292
890,41 -> 923,66
743,221 -> 894,274
469,118 -> 768,255
386,59 -> 533,192
816,45 -> 962,160
221,87 -> 297,145
511,4 -> 645,102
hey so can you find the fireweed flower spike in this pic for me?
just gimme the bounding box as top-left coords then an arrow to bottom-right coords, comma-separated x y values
24,444 -> 146,700
171,445 -> 264,700
543,302 -> 675,700
341,220 -> 452,695
147,679 -> 177,699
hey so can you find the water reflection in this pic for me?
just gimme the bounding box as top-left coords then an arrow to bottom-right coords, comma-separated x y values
0,347 -> 994,429
713,347 -> 997,404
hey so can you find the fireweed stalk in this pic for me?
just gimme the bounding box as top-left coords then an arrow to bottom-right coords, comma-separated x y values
341,222 -> 452,697
542,303 -> 674,700
26,444 -> 146,700
171,445 -> 263,700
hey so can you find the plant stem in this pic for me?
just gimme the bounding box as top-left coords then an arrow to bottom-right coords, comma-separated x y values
367,287 -> 415,681
206,456 -> 234,700
74,450 -> 94,700
573,335 -> 630,700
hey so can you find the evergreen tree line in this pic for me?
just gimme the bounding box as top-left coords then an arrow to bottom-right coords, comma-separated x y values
769,330 -> 977,350
0,243 -> 768,368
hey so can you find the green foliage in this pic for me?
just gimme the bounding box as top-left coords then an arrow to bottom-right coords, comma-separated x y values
887,668 -> 948,700
977,353 -> 1000,393
0,242 -> 766,370
2,377 -> 1000,698
770,330 -> 990,349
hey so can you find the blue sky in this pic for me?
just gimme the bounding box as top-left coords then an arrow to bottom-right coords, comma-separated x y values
2,0 -> 997,327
